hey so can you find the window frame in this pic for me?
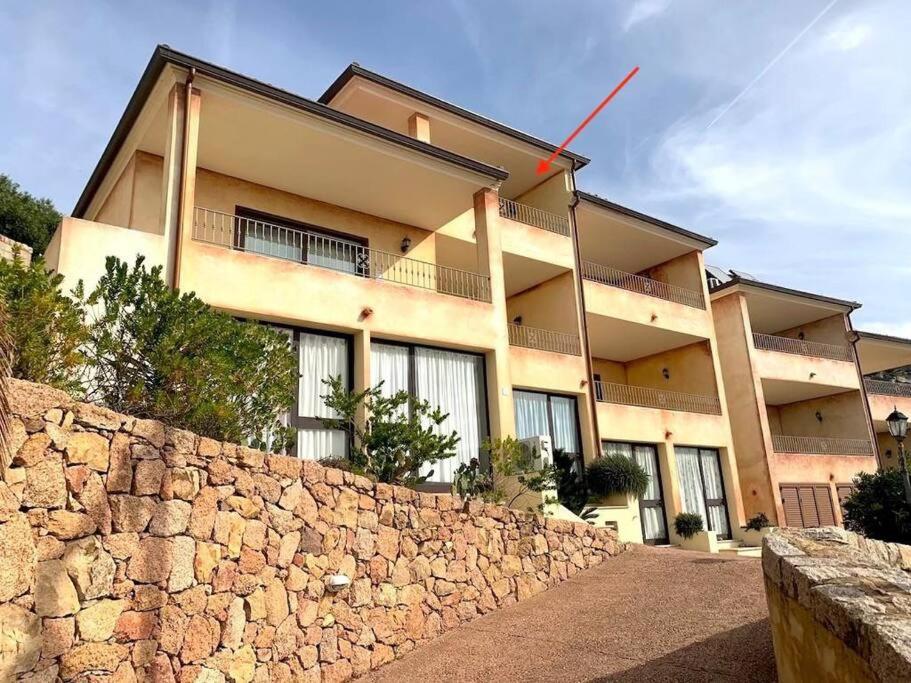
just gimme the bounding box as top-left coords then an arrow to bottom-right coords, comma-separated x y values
513,389 -> 584,459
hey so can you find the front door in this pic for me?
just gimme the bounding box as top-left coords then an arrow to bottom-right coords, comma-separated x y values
676,447 -> 731,540
603,442 -> 669,545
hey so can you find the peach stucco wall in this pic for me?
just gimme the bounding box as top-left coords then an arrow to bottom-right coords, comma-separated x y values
643,250 -> 705,294
506,272 -> 580,335
767,390 -> 870,440
774,312 -> 850,346
752,348 -> 859,390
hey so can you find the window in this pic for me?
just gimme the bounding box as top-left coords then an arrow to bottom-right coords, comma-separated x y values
514,390 -> 582,458
780,484 -> 836,528
293,330 -> 351,460
675,447 -> 731,539
603,441 -> 667,544
371,341 -> 488,484
234,207 -> 367,274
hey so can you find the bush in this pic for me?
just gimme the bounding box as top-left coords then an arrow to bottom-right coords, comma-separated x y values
744,512 -> 771,532
842,470 -> 911,544
674,512 -> 704,539
0,174 -> 61,255
79,256 -> 297,449
451,457 -> 494,501
320,376 -> 459,486
553,448 -> 588,515
587,454 -> 650,499
0,254 -> 86,394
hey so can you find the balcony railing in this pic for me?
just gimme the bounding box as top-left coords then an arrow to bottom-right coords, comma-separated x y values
593,381 -> 722,415
498,197 -> 570,237
581,261 -> 705,309
864,378 -> 911,398
771,434 -> 874,456
508,323 -> 582,356
752,333 -> 854,363
193,208 -> 491,302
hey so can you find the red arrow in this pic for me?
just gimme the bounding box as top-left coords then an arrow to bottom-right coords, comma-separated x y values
536,65 -> 640,175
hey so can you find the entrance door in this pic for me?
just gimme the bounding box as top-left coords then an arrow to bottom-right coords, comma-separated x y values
603,442 -> 668,544
675,447 -> 731,540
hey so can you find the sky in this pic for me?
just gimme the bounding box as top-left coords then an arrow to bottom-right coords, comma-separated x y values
1,0 -> 908,333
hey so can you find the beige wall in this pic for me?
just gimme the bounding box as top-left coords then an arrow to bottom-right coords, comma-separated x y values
0,235 -> 32,265
643,250 -> 704,292
584,281 -> 714,339
514,170 -> 571,216
775,312 -> 849,346
506,272 -> 579,334
768,390 -> 869,439
590,341 -> 718,396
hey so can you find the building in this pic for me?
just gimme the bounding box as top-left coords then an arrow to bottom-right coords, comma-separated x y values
45,46 -> 756,548
710,275 -> 878,528
855,331 -> 911,467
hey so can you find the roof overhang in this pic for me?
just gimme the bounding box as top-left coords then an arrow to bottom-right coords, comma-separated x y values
574,192 -> 715,273
856,331 -> 911,375
711,278 -> 860,333
74,46 -> 507,223
318,64 -> 589,198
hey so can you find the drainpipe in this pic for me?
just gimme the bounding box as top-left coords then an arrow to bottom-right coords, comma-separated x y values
171,66 -> 196,290
568,186 -> 602,458
847,312 -> 882,470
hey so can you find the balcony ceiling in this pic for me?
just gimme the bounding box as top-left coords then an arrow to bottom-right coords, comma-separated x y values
741,290 -> 846,334
323,79 -> 574,198
761,378 -> 856,405
576,202 -> 700,274
856,332 -> 911,374
138,77 -> 498,231
502,253 -> 570,297
586,314 -> 704,362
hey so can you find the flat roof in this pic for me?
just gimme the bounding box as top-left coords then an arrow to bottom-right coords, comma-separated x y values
575,191 -> 717,248
73,46 -> 509,217
857,330 -> 911,347
710,276 -> 861,311
319,63 -> 590,169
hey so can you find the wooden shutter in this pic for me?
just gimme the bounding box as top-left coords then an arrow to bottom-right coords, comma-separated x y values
780,486 -> 801,527
813,487 -> 836,526
797,486 -> 820,527
836,484 -> 854,509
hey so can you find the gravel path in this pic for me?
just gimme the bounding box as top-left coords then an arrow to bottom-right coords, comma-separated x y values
362,544 -> 776,682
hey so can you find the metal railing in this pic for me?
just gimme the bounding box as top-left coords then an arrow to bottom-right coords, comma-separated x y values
193,208 -> 492,302
507,323 -> 582,356
771,434 -> 874,456
864,378 -> 911,398
498,197 -> 570,237
593,381 -> 722,415
752,333 -> 854,362
581,261 -> 705,309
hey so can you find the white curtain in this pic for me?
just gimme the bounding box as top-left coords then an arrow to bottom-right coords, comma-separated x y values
675,447 -> 708,523
634,446 -> 666,542
414,347 -> 486,483
297,332 -> 348,460
244,225 -> 303,262
700,450 -> 730,538
514,391 -> 550,441
371,343 -> 410,397
550,396 -> 579,454
602,441 -> 632,458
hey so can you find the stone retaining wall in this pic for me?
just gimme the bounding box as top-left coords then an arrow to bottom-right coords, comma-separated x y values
762,527 -> 911,682
0,379 -> 621,682
0,234 -> 32,265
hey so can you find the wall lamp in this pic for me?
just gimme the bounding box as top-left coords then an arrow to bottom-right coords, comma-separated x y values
662,368 -> 670,380
815,411 -> 823,423
400,236 -> 412,253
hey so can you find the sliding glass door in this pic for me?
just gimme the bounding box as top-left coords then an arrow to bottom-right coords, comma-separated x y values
675,447 -> 730,539
514,390 -> 582,471
294,331 -> 350,460
603,441 -> 668,544
371,342 -> 488,484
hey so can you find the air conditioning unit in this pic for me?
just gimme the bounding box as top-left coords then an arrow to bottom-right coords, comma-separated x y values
519,435 -> 553,471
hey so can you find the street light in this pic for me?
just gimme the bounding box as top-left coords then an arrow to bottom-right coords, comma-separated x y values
885,407 -> 911,504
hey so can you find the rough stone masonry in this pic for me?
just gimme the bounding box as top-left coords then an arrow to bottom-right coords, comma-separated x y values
0,379 -> 621,682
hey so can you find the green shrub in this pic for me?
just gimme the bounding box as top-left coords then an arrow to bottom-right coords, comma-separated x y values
842,470 -> 911,544
674,512 -> 704,539
451,457 -> 494,501
587,454 -> 650,499
744,512 -> 771,532
552,448 -> 588,515
0,254 -> 87,394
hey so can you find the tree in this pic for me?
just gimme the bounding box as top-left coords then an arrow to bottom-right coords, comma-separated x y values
842,470 -> 911,544
320,376 -> 459,486
0,175 -> 61,255
0,253 -> 87,394
79,255 -> 297,448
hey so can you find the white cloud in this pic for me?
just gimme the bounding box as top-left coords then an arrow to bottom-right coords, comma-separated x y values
623,0 -> 672,32
824,22 -> 873,51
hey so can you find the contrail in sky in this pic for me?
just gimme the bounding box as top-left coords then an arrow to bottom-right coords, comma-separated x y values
706,0 -> 840,130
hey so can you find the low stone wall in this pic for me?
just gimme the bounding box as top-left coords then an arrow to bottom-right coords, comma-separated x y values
0,379 -> 621,682
0,234 -> 32,265
762,527 -> 911,682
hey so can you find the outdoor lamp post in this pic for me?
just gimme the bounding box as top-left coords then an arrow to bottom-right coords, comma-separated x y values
885,407 -> 911,504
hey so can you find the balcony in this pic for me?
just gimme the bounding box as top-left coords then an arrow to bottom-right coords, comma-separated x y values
752,333 -> 853,363
193,208 -> 491,302
771,434 -> 874,456
865,378 -> 911,398
508,323 -> 581,356
593,381 -> 722,415
498,197 -> 570,237
581,261 -> 705,310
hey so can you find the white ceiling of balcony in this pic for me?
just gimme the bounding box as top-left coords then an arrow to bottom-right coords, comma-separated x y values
575,203 -> 700,274
137,77 -> 496,231
586,314 -> 704,362
856,335 -> 911,374
761,378 -> 857,405
325,79 -> 573,198
740,289 -> 847,335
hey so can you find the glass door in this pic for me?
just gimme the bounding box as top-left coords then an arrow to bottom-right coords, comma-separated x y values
675,446 -> 731,540
603,441 -> 668,544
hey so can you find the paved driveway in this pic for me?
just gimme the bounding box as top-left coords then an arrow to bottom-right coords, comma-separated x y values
362,545 -> 776,682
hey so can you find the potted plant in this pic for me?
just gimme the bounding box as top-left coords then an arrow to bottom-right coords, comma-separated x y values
674,512 -> 704,540
586,454 -> 650,504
